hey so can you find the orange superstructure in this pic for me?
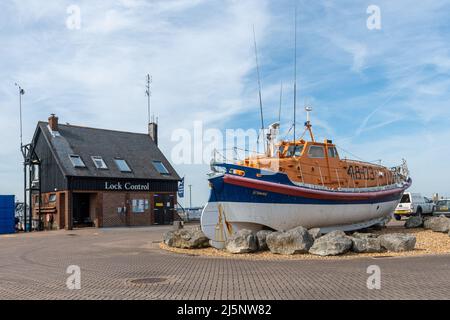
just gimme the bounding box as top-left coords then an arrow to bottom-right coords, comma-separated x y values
238,116 -> 395,190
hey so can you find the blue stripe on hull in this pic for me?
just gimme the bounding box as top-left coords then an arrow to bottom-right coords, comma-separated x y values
208,175 -> 403,205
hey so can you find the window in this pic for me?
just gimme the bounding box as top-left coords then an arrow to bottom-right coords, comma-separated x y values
400,194 -> 411,203
49,194 -> 57,203
436,200 -> 450,207
328,147 -> 338,158
277,145 -> 285,156
152,161 -> 170,175
114,158 -> 132,172
91,156 -> 108,169
307,146 -> 325,158
69,155 -> 86,168
294,145 -> 304,157
285,145 -> 304,157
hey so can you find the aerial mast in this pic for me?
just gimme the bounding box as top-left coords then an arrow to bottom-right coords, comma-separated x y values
145,74 -> 152,124
253,25 -> 266,153
293,5 -> 298,144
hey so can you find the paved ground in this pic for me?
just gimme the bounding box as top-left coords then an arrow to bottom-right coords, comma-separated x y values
1,223 -> 449,300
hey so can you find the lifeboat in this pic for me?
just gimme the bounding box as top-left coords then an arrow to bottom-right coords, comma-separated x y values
201,108 -> 411,249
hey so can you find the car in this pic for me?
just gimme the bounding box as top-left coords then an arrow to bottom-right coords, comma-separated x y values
433,199 -> 450,217
394,192 -> 434,220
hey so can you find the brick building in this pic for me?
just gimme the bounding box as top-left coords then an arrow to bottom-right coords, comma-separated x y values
30,114 -> 180,230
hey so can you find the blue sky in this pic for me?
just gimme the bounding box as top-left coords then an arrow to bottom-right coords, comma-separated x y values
1,0 -> 449,206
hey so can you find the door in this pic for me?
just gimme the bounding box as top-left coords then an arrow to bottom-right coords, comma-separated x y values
153,194 -> 174,225
72,193 -> 91,227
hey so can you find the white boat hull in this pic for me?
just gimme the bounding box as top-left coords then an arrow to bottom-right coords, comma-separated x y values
201,200 -> 399,249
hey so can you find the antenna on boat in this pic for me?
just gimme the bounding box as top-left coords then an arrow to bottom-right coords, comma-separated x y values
278,81 -> 283,124
305,105 -> 315,141
253,25 -> 266,153
293,5 -> 298,144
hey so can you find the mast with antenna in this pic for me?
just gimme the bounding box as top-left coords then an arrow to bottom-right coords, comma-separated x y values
145,74 -> 152,124
15,83 -> 25,147
278,81 -> 283,125
293,5 -> 298,144
253,25 -> 266,153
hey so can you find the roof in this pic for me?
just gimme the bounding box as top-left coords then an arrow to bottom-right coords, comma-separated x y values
37,122 -> 180,181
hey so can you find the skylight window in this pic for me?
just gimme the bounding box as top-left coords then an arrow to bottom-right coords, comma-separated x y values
114,158 -> 132,172
91,156 -> 108,169
152,161 -> 169,175
69,155 -> 86,168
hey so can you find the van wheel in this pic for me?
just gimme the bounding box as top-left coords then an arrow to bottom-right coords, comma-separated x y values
415,207 -> 422,217
394,214 -> 401,221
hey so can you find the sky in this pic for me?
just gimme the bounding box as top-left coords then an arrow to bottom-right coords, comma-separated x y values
0,0 -> 449,206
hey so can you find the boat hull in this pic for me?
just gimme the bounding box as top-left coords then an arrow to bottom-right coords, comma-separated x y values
201,164 -> 411,248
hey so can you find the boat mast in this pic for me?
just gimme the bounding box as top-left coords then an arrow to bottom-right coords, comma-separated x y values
293,5 -> 298,144
278,81 -> 283,125
253,25 -> 266,153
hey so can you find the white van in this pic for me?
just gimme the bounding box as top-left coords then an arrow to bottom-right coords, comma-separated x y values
394,192 -> 434,220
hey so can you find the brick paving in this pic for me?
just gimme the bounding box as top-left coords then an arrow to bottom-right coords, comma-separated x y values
0,224 -> 449,300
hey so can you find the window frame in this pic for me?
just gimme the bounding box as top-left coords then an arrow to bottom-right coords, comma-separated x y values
307,145 -> 325,159
152,160 -> 170,175
328,146 -> 338,158
91,156 -> 108,170
48,194 -> 57,203
69,154 -> 86,168
114,158 -> 132,173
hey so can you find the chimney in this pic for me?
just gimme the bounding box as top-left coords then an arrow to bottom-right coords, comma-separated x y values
48,114 -> 59,131
148,121 -> 158,146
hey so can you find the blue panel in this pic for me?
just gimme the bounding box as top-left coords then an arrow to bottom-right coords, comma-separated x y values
0,195 -> 15,234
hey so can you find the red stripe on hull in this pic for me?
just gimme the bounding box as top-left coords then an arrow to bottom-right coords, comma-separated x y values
223,174 -> 410,201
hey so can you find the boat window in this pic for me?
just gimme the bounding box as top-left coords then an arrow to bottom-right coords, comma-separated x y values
328,146 -> 338,158
307,146 -> 325,158
286,145 -> 295,157
285,145 -> 304,157
277,145 -> 285,157
400,194 -> 411,203
294,145 -> 304,156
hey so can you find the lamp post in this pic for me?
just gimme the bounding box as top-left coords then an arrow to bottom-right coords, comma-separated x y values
15,83 -> 25,148
15,83 -> 27,231
188,184 -> 192,209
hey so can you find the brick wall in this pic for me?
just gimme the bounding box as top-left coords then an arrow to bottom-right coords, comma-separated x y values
102,192 -> 128,227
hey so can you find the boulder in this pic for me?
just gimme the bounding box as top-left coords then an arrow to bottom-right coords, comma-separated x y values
226,229 -> 258,254
308,228 -> 322,240
379,233 -> 416,252
309,230 -> 353,256
352,232 -> 378,239
256,230 -> 273,251
424,216 -> 450,233
351,236 -> 383,253
163,227 -> 210,249
405,216 -> 424,229
266,226 -> 314,255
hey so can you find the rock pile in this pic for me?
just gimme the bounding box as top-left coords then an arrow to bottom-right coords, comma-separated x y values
351,232 -> 382,253
378,233 -> 416,252
309,230 -> 353,256
225,229 -> 258,254
266,226 -> 314,255
163,227 -> 210,249
423,215 -> 450,233
404,216 -> 423,229
164,223 -> 419,256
